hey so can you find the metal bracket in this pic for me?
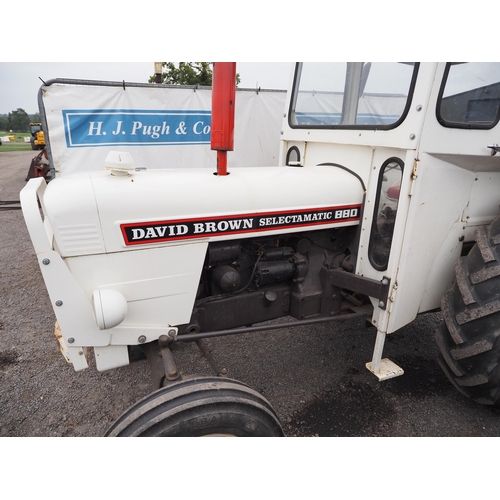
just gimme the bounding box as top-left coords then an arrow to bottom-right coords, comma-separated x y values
366,330 -> 404,381
141,336 -> 181,389
409,157 -> 420,196
487,143 -> 500,156
158,334 -> 181,383
328,269 -> 391,310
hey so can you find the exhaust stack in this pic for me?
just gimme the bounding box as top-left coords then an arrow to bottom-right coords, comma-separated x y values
211,62 -> 236,176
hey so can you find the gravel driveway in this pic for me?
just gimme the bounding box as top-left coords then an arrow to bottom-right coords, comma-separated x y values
1,150 -> 500,437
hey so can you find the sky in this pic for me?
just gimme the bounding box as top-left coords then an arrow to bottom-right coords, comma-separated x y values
0,62 -> 294,115
1,3 -> 489,116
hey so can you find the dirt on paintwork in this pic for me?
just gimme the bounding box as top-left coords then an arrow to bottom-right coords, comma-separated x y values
2,151 -> 500,437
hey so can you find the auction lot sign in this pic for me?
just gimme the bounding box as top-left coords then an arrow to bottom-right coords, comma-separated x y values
41,81 -> 286,176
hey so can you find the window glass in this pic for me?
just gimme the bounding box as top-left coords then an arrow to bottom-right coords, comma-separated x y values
290,63 -> 417,128
438,63 -> 500,128
368,159 -> 404,271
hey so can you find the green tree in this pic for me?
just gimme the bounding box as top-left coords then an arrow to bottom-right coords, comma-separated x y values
7,108 -> 30,132
0,115 -> 7,132
150,62 -> 213,85
150,62 -> 240,86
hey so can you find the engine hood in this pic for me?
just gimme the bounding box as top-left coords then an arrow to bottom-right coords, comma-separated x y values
43,165 -> 365,257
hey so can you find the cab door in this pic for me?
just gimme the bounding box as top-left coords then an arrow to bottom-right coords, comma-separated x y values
381,63 -> 500,334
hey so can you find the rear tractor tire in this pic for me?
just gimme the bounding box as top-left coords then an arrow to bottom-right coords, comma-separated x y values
436,216 -> 500,407
105,375 -> 284,437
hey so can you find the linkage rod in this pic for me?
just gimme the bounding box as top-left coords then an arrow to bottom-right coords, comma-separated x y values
175,311 -> 370,343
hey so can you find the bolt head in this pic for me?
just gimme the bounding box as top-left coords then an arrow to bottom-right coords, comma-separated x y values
379,301 -> 385,308
55,300 -> 63,307
68,337 -> 75,344
138,335 -> 147,344
42,258 -> 50,265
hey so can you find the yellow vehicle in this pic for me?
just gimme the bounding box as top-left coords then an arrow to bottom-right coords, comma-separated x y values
29,122 -> 45,150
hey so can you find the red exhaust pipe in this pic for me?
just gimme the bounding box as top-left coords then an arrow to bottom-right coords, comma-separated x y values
211,62 -> 236,176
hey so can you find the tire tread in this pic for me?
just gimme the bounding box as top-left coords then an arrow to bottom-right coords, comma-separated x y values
105,376 -> 284,437
436,216 -> 500,408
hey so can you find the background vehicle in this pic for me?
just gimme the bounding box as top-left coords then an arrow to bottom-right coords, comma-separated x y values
21,62 -> 500,436
25,147 -> 50,181
29,122 -> 45,150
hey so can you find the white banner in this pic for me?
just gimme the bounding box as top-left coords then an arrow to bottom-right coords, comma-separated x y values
41,82 -> 287,176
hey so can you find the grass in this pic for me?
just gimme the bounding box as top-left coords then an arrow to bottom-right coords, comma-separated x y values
0,132 -> 35,152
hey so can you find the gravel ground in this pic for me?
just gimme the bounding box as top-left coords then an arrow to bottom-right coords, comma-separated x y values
2,150 -> 500,437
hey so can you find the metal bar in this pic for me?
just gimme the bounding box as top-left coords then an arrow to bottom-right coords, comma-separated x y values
341,62 -> 364,125
366,330 -> 404,381
38,78 -> 286,94
158,335 -> 180,382
217,150 -> 228,176
0,200 -> 21,211
329,269 -> 390,309
37,84 -> 54,179
175,310 -> 371,343
370,330 -> 386,372
195,339 -> 228,376
139,342 -> 166,389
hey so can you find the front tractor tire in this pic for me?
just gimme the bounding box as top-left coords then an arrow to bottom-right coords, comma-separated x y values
105,376 -> 284,437
436,216 -> 500,407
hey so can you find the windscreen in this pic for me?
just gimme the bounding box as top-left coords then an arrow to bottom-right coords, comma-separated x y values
290,62 -> 417,129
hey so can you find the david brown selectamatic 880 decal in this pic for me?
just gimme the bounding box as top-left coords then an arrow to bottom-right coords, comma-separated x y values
121,205 -> 362,245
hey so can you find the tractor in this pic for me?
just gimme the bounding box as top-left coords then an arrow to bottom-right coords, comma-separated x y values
21,62 -> 500,436
29,121 -> 45,150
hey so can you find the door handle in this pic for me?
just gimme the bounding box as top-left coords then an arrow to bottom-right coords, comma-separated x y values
487,143 -> 500,156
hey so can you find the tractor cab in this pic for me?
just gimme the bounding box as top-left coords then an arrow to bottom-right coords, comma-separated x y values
280,62 -> 500,379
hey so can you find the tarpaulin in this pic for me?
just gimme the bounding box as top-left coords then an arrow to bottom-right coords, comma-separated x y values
40,81 -> 287,176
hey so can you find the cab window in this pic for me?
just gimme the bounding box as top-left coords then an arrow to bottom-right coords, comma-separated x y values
289,63 -> 418,129
368,158 -> 404,271
437,63 -> 500,129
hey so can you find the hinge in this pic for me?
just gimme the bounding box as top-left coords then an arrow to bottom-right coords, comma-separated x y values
387,282 -> 398,312
409,158 -> 420,196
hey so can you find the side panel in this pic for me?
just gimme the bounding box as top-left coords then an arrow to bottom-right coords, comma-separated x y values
385,155 -> 475,332
65,242 -> 208,332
